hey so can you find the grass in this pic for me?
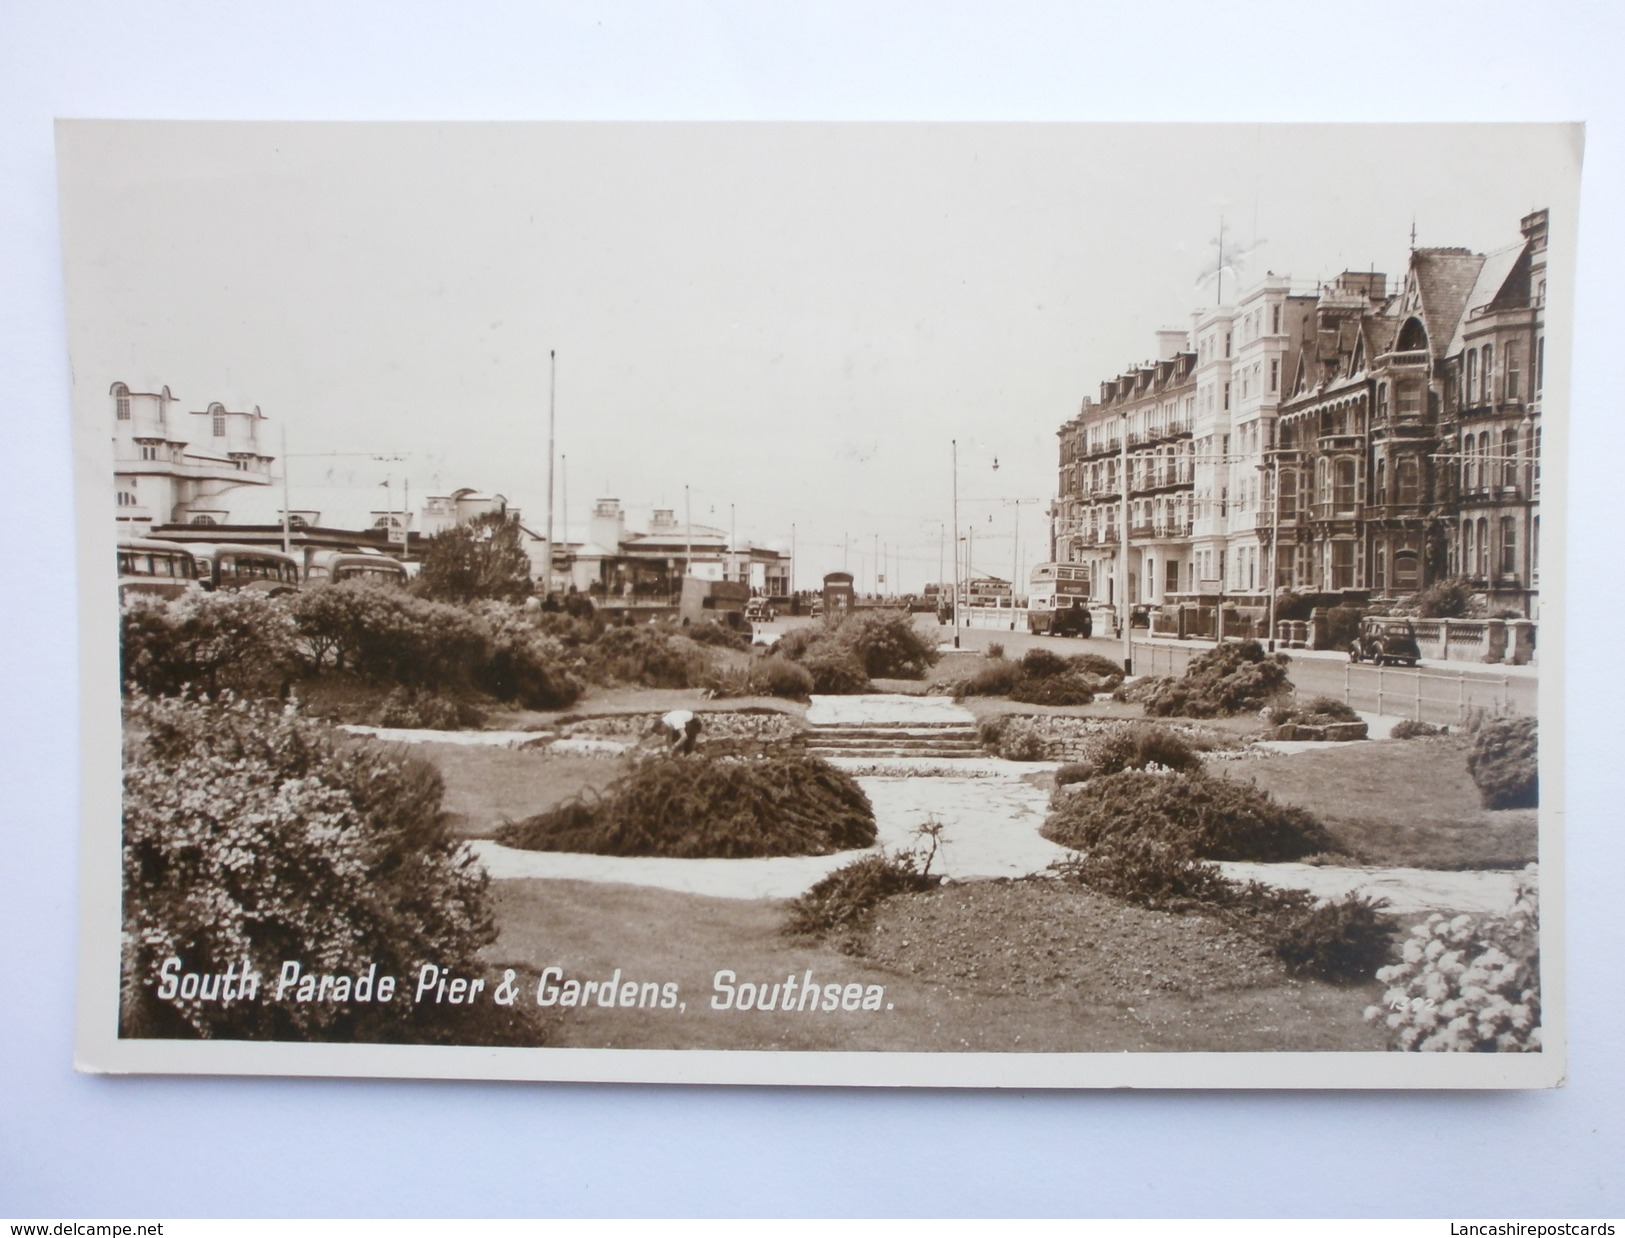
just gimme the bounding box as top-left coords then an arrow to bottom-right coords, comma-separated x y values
482,878 -> 1386,1052
1209,737 -> 1538,870
427,745 -> 627,838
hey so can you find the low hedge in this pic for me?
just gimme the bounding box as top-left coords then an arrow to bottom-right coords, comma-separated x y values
1042,768 -> 1334,862
496,752 -> 876,858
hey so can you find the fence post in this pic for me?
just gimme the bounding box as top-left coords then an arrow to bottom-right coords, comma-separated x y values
1376,665 -> 1384,716
1458,670 -> 1466,725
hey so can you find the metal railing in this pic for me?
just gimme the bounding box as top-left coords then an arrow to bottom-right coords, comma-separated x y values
1338,662 -> 1518,725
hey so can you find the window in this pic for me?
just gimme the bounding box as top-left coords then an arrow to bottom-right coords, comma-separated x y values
1375,457 -> 1387,502
1502,429 -> 1518,488
1224,332 -> 1232,358
116,490 -> 138,507
1374,546 -> 1386,590
1506,340 -> 1522,401
1536,336 -> 1545,393
1222,382 -> 1230,411
1500,517 -> 1517,577
1397,383 -> 1421,417
139,443 -> 158,461
1466,350 -> 1479,405
1270,358 -> 1279,393
212,411 -> 226,437
1462,521 -> 1474,578
1482,343 -> 1495,403
1394,551 -> 1420,591
115,387 -> 131,420
1476,517 -> 1490,577
1272,304 -> 1282,334
1396,457 -> 1420,505
1331,541 -> 1355,590
1333,458 -> 1357,513
191,514 -> 217,526
1377,383 -> 1389,419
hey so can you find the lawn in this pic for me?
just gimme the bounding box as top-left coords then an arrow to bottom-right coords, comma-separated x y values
1207,736 -> 1538,870
482,877 -> 1386,1053
429,745 -> 627,838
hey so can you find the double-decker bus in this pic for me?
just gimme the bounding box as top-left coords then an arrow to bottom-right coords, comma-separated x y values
116,537 -> 201,601
190,544 -> 303,595
304,550 -> 409,586
1027,562 -> 1093,637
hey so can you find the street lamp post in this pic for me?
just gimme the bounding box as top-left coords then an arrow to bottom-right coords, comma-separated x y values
951,439 -> 961,649
1258,452 -> 1282,652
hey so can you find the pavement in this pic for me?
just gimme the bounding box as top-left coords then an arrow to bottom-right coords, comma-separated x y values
469,692 -> 1529,915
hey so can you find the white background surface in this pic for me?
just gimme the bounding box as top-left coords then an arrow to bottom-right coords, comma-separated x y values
3,0 -> 1622,1218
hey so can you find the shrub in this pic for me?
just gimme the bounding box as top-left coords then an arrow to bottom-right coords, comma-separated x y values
474,618 -> 583,709
1054,762 -> 1092,788
772,625 -> 829,663
978,715 -> 1049,761
838,610 -> 940,679
753,656 -> 815,700
119,695 -> 497,1041
121,590 -> 300,698
1263,892 -> 1397,983
1391,719 -> 1448,740
957,658 -> 1023,698
415,510 -> 534,603
1142,640 -> 1289,718
1318,606 -> 1365,651
1067,653 -> 1127,688
1008,671 -> 1105,706
685,620 -> 753,651
783,822 -> 945,943
1466,715 -> 1538,809
1042,769 -> 1334,862
1018,647 -> 1069,679
583,624 -> 710,689
1263,694 -> 1363,728
1085,725 -> 1202,777
291,581 -> 489,691
986,641 -> 1005,660
496,752 -> 876,858
1417,576 -> 1481,620
1053,833 -> 1237,911
1367,866 -> 1541,1051
375,686 -> 484,730
802,647 -> 872,695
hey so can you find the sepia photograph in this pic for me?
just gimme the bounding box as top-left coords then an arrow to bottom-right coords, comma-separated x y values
63,120 -> 1575,1088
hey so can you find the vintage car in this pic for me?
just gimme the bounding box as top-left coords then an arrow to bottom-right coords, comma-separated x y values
1349,617 -> 1422,667
744,598 -> 776,624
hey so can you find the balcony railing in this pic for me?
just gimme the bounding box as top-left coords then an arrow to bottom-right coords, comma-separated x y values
1310,502 -> 1363,521
1374,349 -> 1429,369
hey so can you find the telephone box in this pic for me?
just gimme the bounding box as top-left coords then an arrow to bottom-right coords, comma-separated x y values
821,571 -> 855,623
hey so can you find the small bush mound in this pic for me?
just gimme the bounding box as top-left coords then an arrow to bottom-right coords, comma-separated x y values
1067,653 -> 1127,688
986,641 -> 1005,660
1054,762 -> 1092,788
1262,891 -> 1397,982
957,658 -> 1024,697
978,715 -> 1050,761
1466,715 -> 1538,809
802,646 -> 872,695
1390,718 -> 1448,740
754,656 -> 815,699
1262,694 -> 1362,728
685,620 -> 753,651
1368,866 -> 1540,1051
1142,640 -> 1289,718
583,624 -> 710,689
1043,768 -> 1334,862
474,611 -> 583,709
496,752 -> 876,858
1054,833 -> 1237,911
375,686 -> 485,730
1019,647 -> 1070,679
1076,724 -> 1202,780
1008,671 -> 1107,705
783,822 -> 945,944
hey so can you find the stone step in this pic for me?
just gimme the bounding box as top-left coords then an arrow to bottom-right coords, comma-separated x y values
807,748 -> 986,761
805,727 -> 981,741
806,737 -> 985,752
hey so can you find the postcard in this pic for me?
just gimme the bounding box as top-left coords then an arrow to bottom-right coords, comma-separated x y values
63,121 -> 1575,1087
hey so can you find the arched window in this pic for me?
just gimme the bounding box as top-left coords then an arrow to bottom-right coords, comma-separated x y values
190,514 -> 217,526
210,403 -> 226,437
1476,517 -> 1490,577
1500,517 -> 1517,577
116,490 -> 138,507
114,383 -> 131,421
1396,317 -> 1428,353
1502,428 -> 1518,488
1462,520 -> 1474,578
1466,350 -> 1479,405
1333,458 -> 1357,513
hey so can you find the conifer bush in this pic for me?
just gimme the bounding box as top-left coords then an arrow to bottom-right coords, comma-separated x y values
496,752 -> 876,858
1465,715 -> 1538,809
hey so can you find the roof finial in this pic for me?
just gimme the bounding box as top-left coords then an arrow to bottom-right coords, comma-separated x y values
1410,215 -> 1418,252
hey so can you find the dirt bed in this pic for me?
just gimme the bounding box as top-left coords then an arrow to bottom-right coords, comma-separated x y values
864,879 -> 1286,1001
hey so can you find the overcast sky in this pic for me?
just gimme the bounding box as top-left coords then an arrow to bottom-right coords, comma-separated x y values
59,122 -> 1579,590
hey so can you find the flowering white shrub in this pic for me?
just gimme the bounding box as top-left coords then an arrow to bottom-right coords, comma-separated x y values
1365,865 -> 1540,1052
121,694 -> 495,1040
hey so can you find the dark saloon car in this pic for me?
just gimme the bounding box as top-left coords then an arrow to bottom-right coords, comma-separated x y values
1349,617 -> 1422,667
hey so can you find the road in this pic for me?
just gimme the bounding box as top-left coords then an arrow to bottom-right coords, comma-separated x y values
763,612 -> 1539,726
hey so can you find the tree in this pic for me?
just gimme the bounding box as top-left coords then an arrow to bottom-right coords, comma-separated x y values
416,511 -> 535,603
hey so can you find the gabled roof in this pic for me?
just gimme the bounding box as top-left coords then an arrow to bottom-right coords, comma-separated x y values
1407,247 -> 1487,362
1445,240 -> 1529,355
